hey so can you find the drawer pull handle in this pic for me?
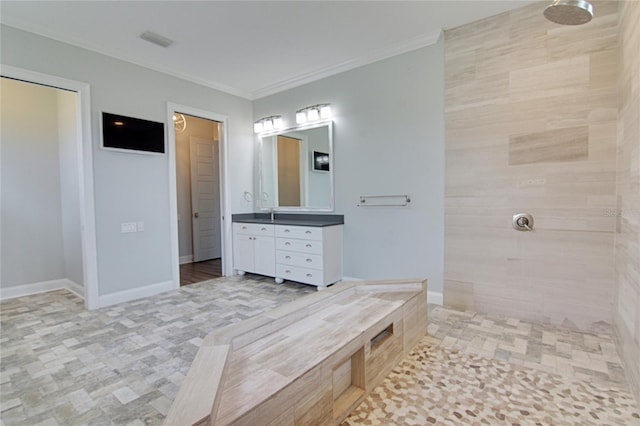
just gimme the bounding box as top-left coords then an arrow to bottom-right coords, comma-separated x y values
261,227 -> 267,231
242,226 -> 247,229
306,273 -> 313,277
306,244 -> 312,248
285,242 -> 291,246
306,259 -> 312,263
284,229 -> 290,233
305,230 -> 311,234
285,270 -> 291,274
285,256 -> 291,259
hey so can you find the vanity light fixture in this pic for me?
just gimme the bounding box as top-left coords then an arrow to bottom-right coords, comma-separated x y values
296,111 -> 307,124
307,108 -> 319,122
319,104 -> 332,119
254,115 -> 284,134
296,104 -> 332,124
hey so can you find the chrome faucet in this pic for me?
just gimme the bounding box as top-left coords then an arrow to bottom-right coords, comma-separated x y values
269,208 -> 275,222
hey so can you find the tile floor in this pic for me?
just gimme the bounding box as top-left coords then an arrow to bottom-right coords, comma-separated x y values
0,276 -> 313,426
1,279 -> 639,425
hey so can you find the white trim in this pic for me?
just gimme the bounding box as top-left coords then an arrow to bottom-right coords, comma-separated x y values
0,65 -> 99,310
66,280 -> 85,298
340,276 -> 364,282
167,103 -> 232,292
252,29 -> 442,99
180,255 -> 194,265
0,279 -> 84,301
97,280 -> 174,307
428,290 -> 443,306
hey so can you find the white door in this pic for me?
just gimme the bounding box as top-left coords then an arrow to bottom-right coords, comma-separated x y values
190,136 -> 221,262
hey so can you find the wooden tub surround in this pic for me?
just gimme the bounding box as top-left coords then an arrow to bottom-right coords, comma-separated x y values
164,278 -> 428,425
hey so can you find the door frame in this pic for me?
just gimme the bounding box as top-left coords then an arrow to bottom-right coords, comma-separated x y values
166,103 -> 231,287
1,65 -> 100,309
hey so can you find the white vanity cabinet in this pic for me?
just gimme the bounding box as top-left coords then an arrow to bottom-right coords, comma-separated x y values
232,220 -> 343,289
274,224 -> 343,289
232,223 -> 275,277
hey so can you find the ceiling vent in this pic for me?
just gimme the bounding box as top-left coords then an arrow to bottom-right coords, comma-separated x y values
140,31 -> 173,48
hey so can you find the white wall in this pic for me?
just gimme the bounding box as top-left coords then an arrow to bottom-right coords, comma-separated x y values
1,77 -> 65,287
1,25 -> 254,298
57,89 -> 84,286
253,40 -> 445,295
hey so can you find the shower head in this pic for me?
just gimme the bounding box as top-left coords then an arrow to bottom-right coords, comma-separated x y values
544,0 -> 593,25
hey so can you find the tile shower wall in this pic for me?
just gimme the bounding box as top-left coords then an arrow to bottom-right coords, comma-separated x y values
443,1 -> 620,329
615,0 -> 640,405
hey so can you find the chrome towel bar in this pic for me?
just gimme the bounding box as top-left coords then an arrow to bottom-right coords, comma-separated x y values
358,194 -> 411,207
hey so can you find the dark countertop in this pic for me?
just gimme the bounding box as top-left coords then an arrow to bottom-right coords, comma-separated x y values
232,213 -> 344,227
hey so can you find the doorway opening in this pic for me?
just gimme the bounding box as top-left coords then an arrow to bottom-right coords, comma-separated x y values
0,67 -> 98,309
173,112 -> 224,286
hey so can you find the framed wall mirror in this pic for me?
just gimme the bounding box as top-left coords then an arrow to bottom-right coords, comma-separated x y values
259,121 -> 334,211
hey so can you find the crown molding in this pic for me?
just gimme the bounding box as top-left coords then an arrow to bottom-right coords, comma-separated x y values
3,18 -> 442,101
1,20 -> 253,100
251,28 -> 443,100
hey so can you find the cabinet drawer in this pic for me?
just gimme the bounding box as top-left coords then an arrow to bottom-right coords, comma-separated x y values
233,222 -> 274,236
276,251 -> 323,270
275,225 -> 322,241
276,238 -> 323,254
276,264 -> 324,286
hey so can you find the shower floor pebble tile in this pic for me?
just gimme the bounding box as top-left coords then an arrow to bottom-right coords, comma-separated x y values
343,306 -> 640,425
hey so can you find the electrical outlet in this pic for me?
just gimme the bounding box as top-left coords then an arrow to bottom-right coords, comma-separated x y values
137,221 -> 145,232
121,222 -> 137,233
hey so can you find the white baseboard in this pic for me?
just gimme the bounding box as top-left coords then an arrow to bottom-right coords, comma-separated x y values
428,290 -> 443,306
97,280 -> 175,308
340,276 -> 364,281
179,255 -> 194,265
0,278 -> 84,301
66,280 -> 85,298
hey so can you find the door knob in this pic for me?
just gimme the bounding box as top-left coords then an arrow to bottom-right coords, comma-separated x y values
194,212 -> 199,218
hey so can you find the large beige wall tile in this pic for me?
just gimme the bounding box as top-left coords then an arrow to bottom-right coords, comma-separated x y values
614,0 -> 640,407
444,1 -> 619,330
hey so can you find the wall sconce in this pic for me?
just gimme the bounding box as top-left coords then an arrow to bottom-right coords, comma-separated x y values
296,104 -> 332,124
254,115 -> 284,134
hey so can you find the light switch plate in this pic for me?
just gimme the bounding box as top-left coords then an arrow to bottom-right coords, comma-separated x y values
121,222 -> 137,233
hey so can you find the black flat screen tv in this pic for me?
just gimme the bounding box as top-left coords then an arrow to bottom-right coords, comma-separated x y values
102,112 -> 165,154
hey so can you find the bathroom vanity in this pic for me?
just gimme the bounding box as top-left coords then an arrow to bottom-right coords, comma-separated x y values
232,213 -> 343,289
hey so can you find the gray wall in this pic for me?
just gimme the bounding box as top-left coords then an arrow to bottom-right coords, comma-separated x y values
1,25 -> 254,297
1,78 -> 66,287
305,126 -> 331,208
253,40 -> 445,294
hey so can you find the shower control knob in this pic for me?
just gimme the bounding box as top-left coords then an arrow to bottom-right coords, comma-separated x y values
513,213 -> 534,231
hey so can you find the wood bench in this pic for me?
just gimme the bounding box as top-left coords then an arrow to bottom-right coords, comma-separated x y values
164,278 -> 428,425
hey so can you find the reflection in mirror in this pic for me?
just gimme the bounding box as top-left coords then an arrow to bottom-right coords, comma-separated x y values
260,121 -> 333,211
